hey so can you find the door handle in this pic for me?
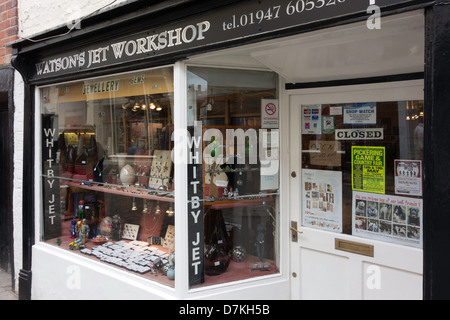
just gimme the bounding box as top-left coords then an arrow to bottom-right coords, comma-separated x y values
290,221 -> 302,242
290,227 -> 303,235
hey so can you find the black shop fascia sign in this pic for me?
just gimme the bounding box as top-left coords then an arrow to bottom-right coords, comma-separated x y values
30,0 -> 414,81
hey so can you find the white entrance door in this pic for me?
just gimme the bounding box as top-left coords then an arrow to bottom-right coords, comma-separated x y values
288,81 -> 424,300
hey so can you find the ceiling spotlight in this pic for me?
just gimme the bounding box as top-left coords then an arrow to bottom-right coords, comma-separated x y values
132,102 -> 140,112
155,201 -> 161,215
166,204 -> 174,217
142,200 -> 149,214
156,106 -> 162,111
149,102 -> 156,110
122,101 -> 131,110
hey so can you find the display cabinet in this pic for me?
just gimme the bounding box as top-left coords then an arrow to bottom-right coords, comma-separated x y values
40,65 -> 282,291
186,66 -> 281,288
41,67 -> 176,287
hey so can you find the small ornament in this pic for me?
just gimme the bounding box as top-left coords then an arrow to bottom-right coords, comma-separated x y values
77,200 -> 85,219
120,164 -> 136,185
111,215 -> 122,241
166,266 -> 175,280
79,218 -> 90,243
99,216 -> 113,237
232,246 -> 247,263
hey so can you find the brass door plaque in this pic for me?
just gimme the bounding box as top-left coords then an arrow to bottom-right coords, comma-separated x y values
335,238 -> 374,257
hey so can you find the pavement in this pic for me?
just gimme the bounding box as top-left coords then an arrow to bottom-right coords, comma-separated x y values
0,269 -> 18,300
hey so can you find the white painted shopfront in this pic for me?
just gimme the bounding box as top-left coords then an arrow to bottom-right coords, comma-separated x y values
11,1 -> 429,300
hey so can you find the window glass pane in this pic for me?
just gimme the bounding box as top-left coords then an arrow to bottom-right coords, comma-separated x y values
41,68 -> 176,286
187,66 -> 280,288
300,100 -> 424,248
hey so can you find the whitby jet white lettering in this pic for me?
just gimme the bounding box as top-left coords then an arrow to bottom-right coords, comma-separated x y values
35,21 -> 210,76
335,128 -> 384,140
44,127 -> 57,224
188,121 -> 204,282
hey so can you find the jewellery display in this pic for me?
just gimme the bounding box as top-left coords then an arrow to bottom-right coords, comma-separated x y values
93,158 -> 104,185
147,236 -> 162,246
139,204 -> 165,241
163,225 -> 175,251
80,241 -> 172,276
148,150 -> 172,190
121,223 -> 140,241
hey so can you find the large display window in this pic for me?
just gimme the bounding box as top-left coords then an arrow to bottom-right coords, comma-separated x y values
186,67 -> 281,288
40,67 -> 176,287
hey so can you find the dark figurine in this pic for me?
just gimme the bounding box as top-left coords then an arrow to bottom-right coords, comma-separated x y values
256,223 -> 265,262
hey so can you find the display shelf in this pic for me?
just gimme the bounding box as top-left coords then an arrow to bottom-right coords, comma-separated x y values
63,179 -> 174,202
191,255 -> 278,289
203,193 -> 277,209
204,167 -> 260,174
205,198 -> 269,210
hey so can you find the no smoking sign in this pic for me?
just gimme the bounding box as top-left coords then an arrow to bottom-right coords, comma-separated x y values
261,99 -> 279,128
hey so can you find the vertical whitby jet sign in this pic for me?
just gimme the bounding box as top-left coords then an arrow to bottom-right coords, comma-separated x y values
188,123 -> 204,286
31,0 -> 413,80
42,115 -> 62,240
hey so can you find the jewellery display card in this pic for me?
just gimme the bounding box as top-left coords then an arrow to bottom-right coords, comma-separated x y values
121,223 -> 140,241
148,150 -> 172,189
163,225 -> 175,251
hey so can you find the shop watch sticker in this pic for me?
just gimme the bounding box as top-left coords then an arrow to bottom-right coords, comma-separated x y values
343,103 -> 376,125
353,191 -> 422,248
352,146 -> 385,194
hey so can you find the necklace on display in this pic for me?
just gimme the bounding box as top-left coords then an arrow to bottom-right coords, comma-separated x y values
143,204 -> 164,235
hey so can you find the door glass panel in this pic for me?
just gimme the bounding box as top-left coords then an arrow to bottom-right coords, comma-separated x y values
301,100 -> 424,248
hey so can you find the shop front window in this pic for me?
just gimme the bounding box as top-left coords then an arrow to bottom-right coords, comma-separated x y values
186,67 -> 280,288
301,100 -> 424,248
41,67 -> 176,286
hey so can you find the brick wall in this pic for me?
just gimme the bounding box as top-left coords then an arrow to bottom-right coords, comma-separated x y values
0,0 -> 18,66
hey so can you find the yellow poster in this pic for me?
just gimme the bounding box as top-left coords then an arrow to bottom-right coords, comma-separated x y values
351,146 -> 385,194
